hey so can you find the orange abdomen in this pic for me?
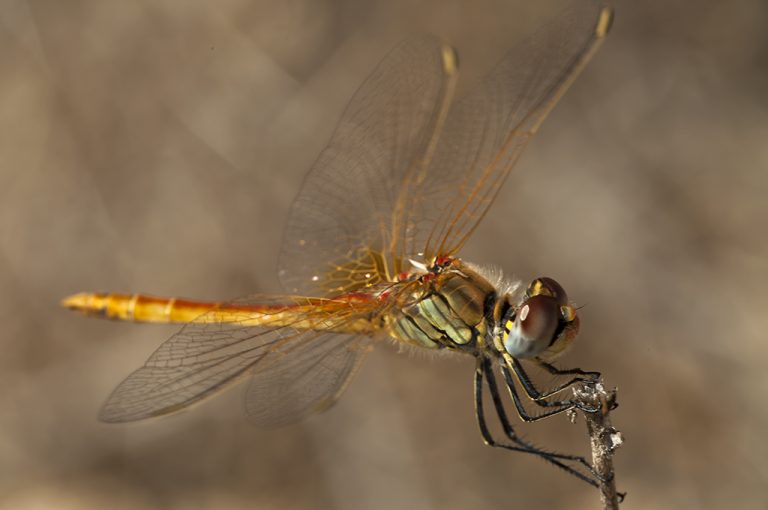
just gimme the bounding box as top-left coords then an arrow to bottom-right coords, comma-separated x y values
61,292 -> 377,334
62,292 -> 223,323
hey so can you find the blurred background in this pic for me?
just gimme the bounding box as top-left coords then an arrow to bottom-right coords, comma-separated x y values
1,0 -> 767,508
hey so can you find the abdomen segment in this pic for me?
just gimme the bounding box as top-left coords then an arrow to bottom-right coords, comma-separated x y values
62,292 -> 219,323
61,292 -> 375,333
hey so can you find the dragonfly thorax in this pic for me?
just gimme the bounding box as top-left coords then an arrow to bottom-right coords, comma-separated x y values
385,259 -> 497,351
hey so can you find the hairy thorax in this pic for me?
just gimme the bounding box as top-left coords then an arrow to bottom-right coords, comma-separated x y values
384,259 -> 501,353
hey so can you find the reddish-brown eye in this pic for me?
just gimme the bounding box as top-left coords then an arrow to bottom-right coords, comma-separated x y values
518,295 -> 559,343
503,295 -> 561,358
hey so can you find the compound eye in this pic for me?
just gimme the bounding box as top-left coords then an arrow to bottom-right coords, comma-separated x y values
527,277 -> 568,306
518,295 -> 559,344
503,295 -> 560,358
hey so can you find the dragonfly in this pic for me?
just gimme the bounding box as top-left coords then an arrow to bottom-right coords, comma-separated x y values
63,1 -> 613,488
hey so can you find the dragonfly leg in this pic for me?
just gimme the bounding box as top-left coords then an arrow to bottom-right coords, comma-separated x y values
536,359 -> 601,381
501,364 -> 588,421
474,357 -> 599,488
508,358 -> 600,413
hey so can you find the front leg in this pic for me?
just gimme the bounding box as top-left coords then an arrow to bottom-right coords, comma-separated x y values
507,357 -> 600,413
537,359 -> 600,381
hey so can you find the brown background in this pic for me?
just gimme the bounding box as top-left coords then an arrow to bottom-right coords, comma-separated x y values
2,0 -> 767,508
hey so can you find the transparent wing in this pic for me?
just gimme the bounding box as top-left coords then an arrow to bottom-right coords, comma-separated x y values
419,2 -> 612,259
279,35 -> 458,295
279,2 -> 611,296
244,332 -> 372,427
99,295 -> 379,423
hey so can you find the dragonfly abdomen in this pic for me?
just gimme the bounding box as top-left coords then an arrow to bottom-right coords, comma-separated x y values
61,292 -> 221,323
62,292 -> 378,334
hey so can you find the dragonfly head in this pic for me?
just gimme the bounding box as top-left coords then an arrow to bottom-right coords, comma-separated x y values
500,277 -> 580,361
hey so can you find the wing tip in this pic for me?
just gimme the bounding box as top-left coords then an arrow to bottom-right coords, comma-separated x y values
596,6 -> 614,38
98,397 -> 192,423
98,406 -> 132,423
441,44 -> 459,76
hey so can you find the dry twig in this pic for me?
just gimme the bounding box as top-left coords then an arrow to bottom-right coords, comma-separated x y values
573,382 -> 624,509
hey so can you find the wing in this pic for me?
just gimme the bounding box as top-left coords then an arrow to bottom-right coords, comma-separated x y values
278,35 -> 458,295
279,2 -> 612,296
419,2 -> 613,259
99,295 -> 380,423
243,332 -> 371,427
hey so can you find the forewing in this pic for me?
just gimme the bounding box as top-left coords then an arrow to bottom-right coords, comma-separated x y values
279,3 -> 610,295
279,35 -> 458,295
418,2 -> 613,259
99,295 -> 378,423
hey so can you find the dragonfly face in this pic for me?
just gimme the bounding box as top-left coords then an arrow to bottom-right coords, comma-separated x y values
63,0 -> 613,491
500,277 -> 580,361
